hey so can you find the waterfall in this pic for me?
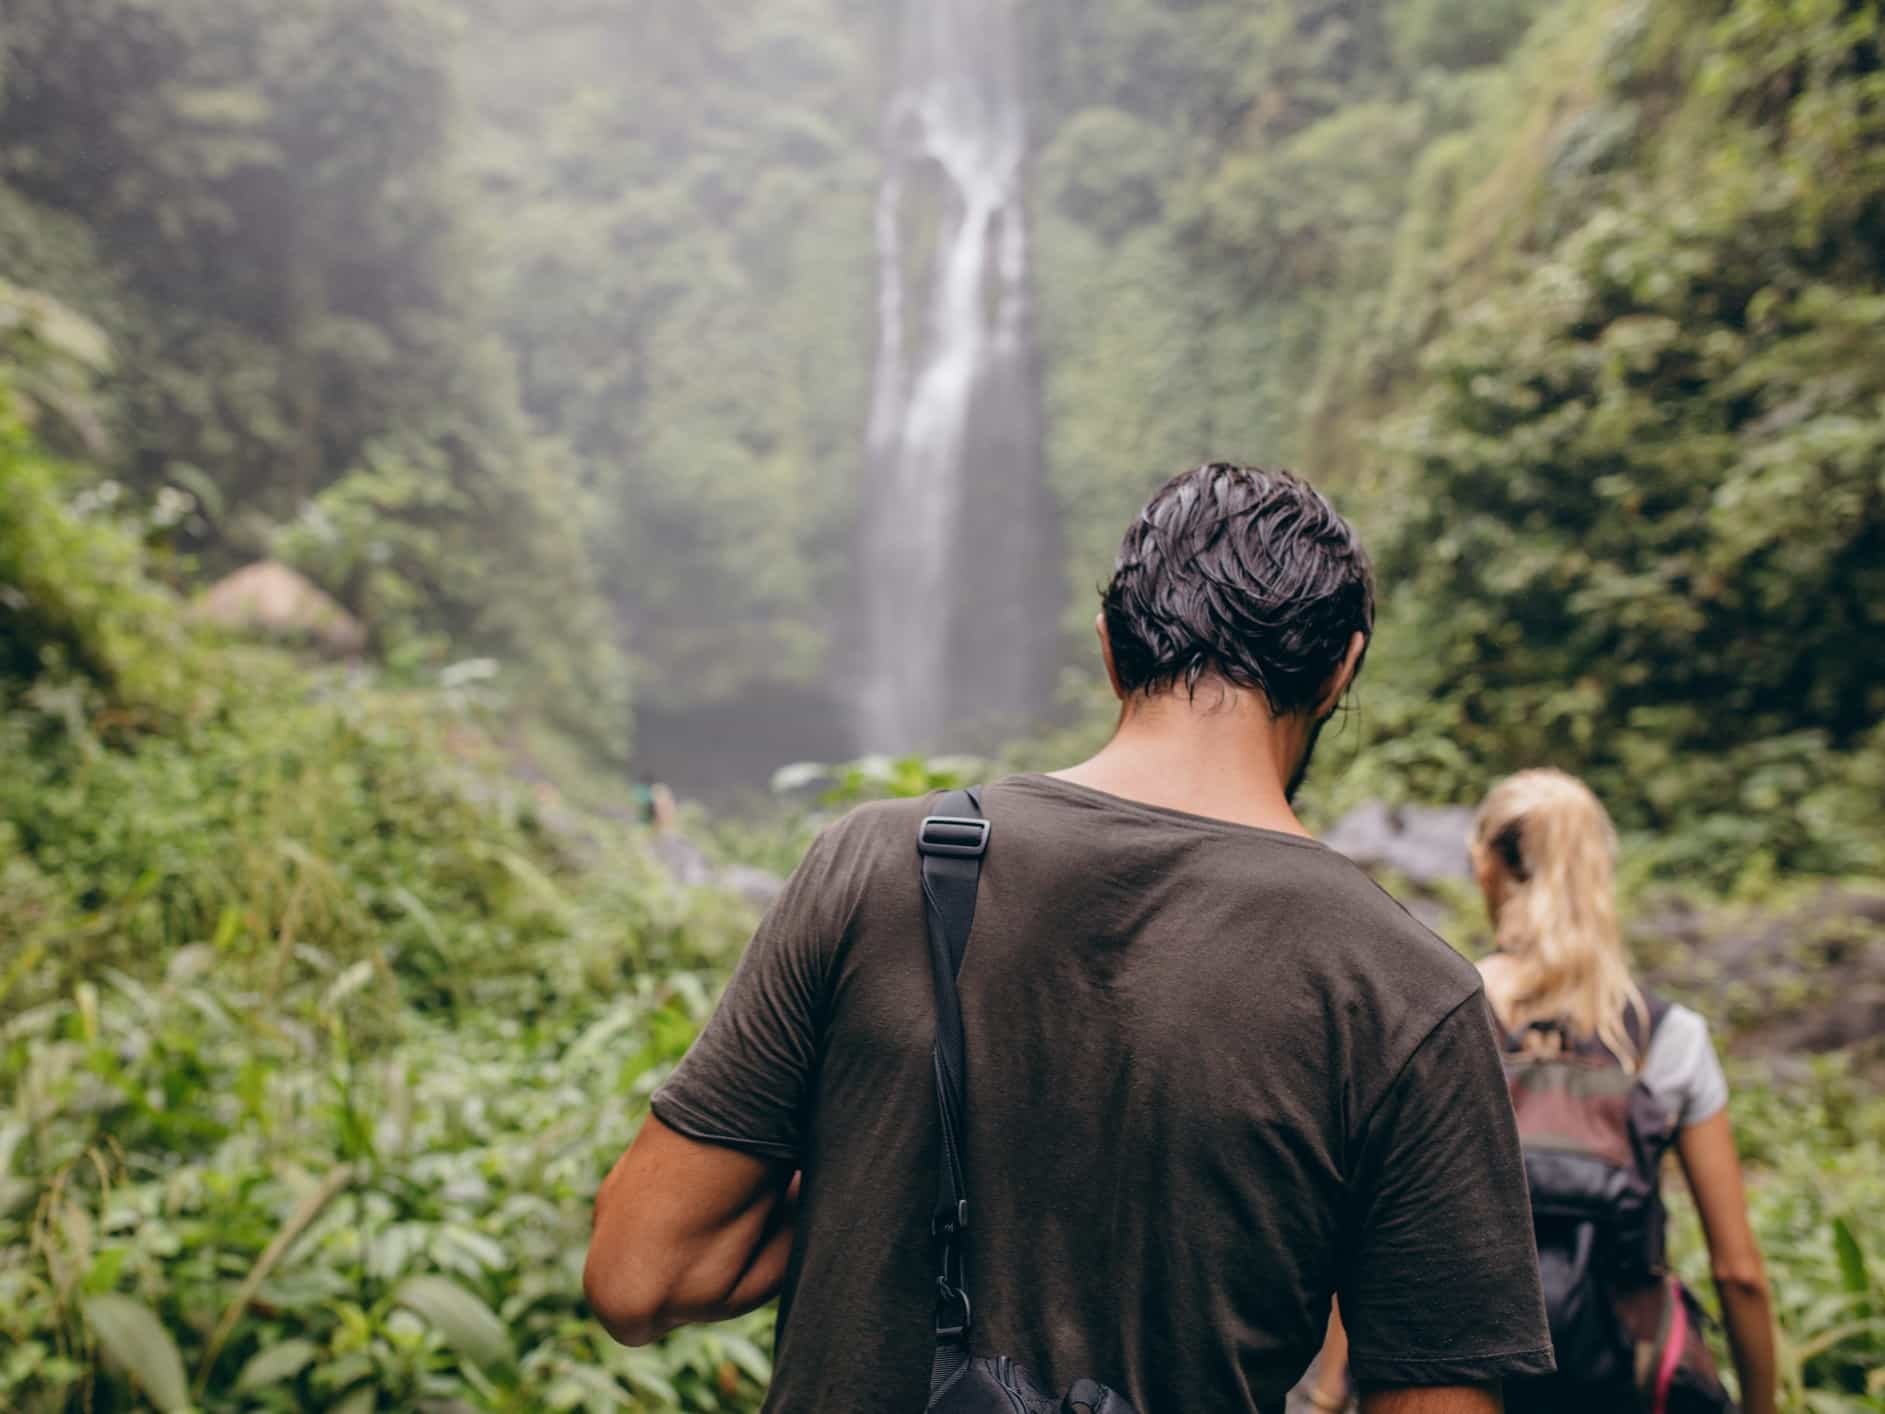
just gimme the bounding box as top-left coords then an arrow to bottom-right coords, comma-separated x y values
855,0 -> 1058,754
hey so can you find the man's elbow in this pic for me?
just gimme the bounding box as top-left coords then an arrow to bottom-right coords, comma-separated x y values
583,1244 -> 670,1347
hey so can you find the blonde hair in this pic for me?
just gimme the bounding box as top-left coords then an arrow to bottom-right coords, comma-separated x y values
1472,769 -> 1648,1067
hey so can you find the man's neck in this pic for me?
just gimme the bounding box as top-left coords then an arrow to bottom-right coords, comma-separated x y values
1050,681 -> 1314,837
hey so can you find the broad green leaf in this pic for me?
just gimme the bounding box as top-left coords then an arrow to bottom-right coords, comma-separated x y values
391,1275 -> 514,1370
434,1225 -> 508,1274
83,1245 -> 129,1294
234,1337 -> 319,1391
83,1294 -> 189,1412
210,905 -> 243,950
1833,1217 -> 1868,1298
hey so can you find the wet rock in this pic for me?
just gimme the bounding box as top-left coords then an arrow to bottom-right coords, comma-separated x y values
1634,886 -> 1885,1062
718,863 -> 788,910
647,831 -> 785,910
1322,802 -> 1476,886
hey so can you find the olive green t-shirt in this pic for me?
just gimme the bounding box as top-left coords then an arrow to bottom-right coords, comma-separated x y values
652,775 -> 1553,1411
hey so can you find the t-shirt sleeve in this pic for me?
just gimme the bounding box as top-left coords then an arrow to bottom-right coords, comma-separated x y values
649,822 -> 853,1161
1640,1005 -> 1730,1128
1338,989 -> 1557,1389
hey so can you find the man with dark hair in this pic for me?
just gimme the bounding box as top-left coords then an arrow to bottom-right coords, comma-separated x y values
586,463 -> 1554,1412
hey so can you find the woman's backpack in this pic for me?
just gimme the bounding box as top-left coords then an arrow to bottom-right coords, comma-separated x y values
1500,1003 -> 1736,1414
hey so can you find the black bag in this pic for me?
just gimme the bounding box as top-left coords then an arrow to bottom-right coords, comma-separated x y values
917,790 -> 1141,1414
1502,1005 -> 1736,1414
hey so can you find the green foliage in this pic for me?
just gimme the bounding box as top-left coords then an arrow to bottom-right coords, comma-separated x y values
771,753 -> 990,809
1346,0 -> 1885,878
1390,0 -> 1550,73
1038,109 -> 1174,243
1,875 -> 773,1411
0,0 -> 630,757
0,383 -> 198,716
0,618 -> 770,1411
0,277 -> 114,459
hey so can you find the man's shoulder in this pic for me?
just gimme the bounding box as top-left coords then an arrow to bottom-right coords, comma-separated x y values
1182,835 -> 1486,1077
1303,847 -> 1482,988
790,794 -> 935,899
815,786 -> 1004,858
814,793 -> 934,855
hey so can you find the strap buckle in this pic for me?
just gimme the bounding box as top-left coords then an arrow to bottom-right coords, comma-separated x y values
934,1278 -> 972,1339
919,815 -> 990,858
931,1198 -> 969,1237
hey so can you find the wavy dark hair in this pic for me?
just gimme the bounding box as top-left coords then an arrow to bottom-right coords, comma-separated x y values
1101,462 -> 1375,715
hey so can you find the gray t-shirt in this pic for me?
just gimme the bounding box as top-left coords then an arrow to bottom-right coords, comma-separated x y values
1641,1003 -> 1729,1128
653,775 -> 1553,1411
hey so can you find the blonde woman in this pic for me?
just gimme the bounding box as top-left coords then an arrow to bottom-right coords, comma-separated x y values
1309,771 -> 1777,1414
1475,770 -> 1775,1414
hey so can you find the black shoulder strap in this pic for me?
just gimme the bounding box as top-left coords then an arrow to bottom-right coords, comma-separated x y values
917,787 -> 987,1352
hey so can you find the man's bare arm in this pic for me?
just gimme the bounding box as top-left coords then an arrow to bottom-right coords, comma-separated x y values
583,1115 -> 797,1346
1360,1385 -> 1502,1413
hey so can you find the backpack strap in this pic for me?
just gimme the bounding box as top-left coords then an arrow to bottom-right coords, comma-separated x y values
1503,990 -> 1674,1064
1616,988 -> 1674,1066
1642,989 -> 1673,1041
918,787 -> 988,1358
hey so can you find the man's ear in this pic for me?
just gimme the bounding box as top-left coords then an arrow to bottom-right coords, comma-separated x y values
1315,631 -> 1368,718
1096,612 -> 1126,701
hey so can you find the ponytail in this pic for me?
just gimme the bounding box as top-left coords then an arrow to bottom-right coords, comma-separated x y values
1473,770 -> 1648,1067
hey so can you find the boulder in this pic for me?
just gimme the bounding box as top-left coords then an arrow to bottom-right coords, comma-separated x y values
646,830 -> 785,910
192,561 -> 366,657
1321,801 -> 1476,886
1634,887 -> 1885,1063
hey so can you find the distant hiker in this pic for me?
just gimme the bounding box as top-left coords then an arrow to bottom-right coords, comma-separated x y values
584,463 -> 1553,1411
1319,771 -> 1778,1414
629,780 -> 678,831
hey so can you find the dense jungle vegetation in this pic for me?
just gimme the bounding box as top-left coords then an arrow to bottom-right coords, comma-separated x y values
2,0 -> 1882,1409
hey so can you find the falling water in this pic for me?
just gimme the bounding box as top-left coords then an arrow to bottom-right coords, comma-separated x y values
854,0 -> 1058,754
